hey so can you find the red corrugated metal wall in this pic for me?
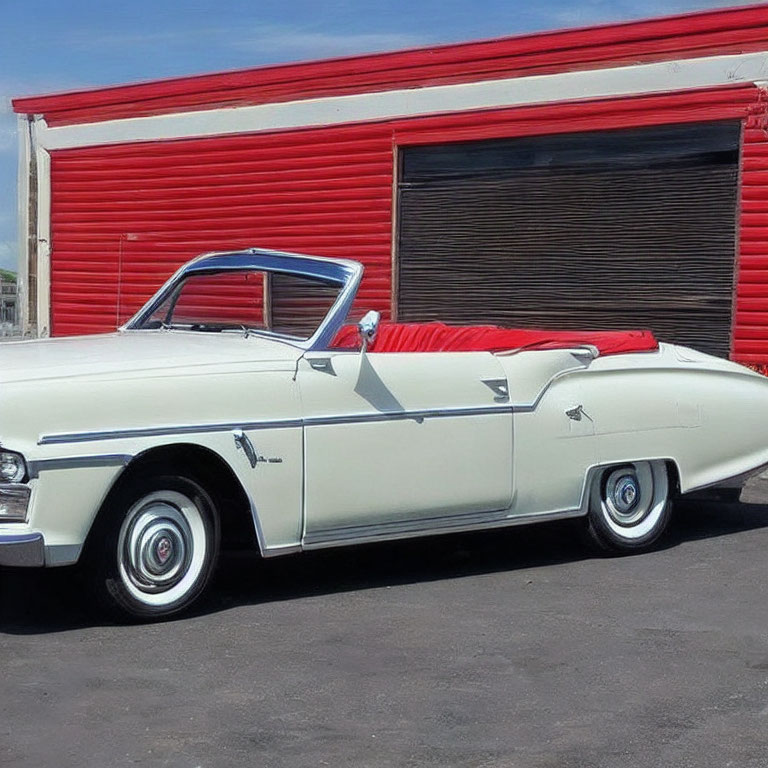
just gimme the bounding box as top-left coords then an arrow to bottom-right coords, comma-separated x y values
50,84 -> 765,360
734,88 -> 768,364
49,124 -> 396,334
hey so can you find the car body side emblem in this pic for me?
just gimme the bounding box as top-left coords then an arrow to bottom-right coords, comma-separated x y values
233,429 -> 283,468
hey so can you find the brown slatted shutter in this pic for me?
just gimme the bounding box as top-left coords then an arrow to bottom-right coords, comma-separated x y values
397,121 -> 741,358
268,272 -> 341,338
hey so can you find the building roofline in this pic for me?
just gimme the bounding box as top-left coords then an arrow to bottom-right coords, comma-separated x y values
12,3 -> 768,120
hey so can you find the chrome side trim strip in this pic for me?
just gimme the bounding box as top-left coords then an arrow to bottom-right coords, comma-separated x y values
299,459 -> 679,553
28,454 -> 133,475
305,506 -> 513,545
39,419 -> 304,445
301,462 -> 610,552
39,406 -> 513,445
302,506 -> 585,550
304,405 -> 514,428
262,543 -> 303,558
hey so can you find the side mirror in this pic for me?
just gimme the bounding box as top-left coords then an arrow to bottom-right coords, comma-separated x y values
357,310 -> 380,353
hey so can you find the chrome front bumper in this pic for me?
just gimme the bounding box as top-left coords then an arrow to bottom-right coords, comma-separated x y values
0,532 -> 45,567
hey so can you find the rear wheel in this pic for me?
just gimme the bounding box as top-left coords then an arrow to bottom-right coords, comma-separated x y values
585,460 -> 671,553
85,474 -> 220,621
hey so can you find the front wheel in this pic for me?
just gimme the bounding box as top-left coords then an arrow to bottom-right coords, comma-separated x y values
585,460 -> 672,553
85,474 -> 220,621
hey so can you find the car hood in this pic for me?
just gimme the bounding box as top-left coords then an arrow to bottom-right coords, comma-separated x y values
0,330 -> 301,384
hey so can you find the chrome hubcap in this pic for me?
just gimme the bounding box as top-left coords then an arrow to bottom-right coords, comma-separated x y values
141,525 -> 185,579
119,496 -> 197,595
604,468 -> 648,526
614,476 -> 638,513
595,461 -> 669,541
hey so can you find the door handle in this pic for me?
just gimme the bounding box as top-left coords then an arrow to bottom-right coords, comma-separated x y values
482,378 -> 509,402
308,357 -> 336,376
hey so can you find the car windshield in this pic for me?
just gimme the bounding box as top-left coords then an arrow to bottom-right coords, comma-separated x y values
134,268 -> 343,340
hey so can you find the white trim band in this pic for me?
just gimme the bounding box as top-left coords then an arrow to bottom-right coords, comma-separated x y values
16,115 -> 31,335
34,50 -> 768,151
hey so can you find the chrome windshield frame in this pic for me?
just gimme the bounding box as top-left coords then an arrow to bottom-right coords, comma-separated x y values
122,248 -> 363,351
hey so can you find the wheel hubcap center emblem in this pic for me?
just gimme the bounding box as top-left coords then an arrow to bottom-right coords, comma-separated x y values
156,537 -> 172,564
614,476 -> 639,514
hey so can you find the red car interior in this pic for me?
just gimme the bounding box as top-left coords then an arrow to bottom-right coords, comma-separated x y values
331,322 -> 659,356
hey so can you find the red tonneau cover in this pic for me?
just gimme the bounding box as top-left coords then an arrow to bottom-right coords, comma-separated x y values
332,322 -> 658,356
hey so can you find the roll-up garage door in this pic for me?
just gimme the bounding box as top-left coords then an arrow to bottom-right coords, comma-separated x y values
397,121 -> 740,357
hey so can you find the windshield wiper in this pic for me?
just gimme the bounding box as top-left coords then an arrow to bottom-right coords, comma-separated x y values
190,323 -> 256,337
156,320 -> 262,338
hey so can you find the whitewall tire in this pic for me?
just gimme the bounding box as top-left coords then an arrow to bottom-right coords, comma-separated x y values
586,460 -> 672,553
86,474 -> 220,621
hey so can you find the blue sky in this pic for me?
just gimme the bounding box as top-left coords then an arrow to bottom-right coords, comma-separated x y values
0,0 -> 761,272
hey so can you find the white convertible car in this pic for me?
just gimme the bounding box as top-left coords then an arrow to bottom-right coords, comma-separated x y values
0,248 -> 766,620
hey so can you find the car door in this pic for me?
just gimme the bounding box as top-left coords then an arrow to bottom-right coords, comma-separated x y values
298,349 -> 513,545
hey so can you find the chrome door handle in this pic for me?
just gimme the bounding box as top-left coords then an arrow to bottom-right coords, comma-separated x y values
308,357 -> 335,375
482,378 -> 509,402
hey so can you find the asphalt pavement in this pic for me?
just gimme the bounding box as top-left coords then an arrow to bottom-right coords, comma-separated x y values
4,480 -> 768,767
